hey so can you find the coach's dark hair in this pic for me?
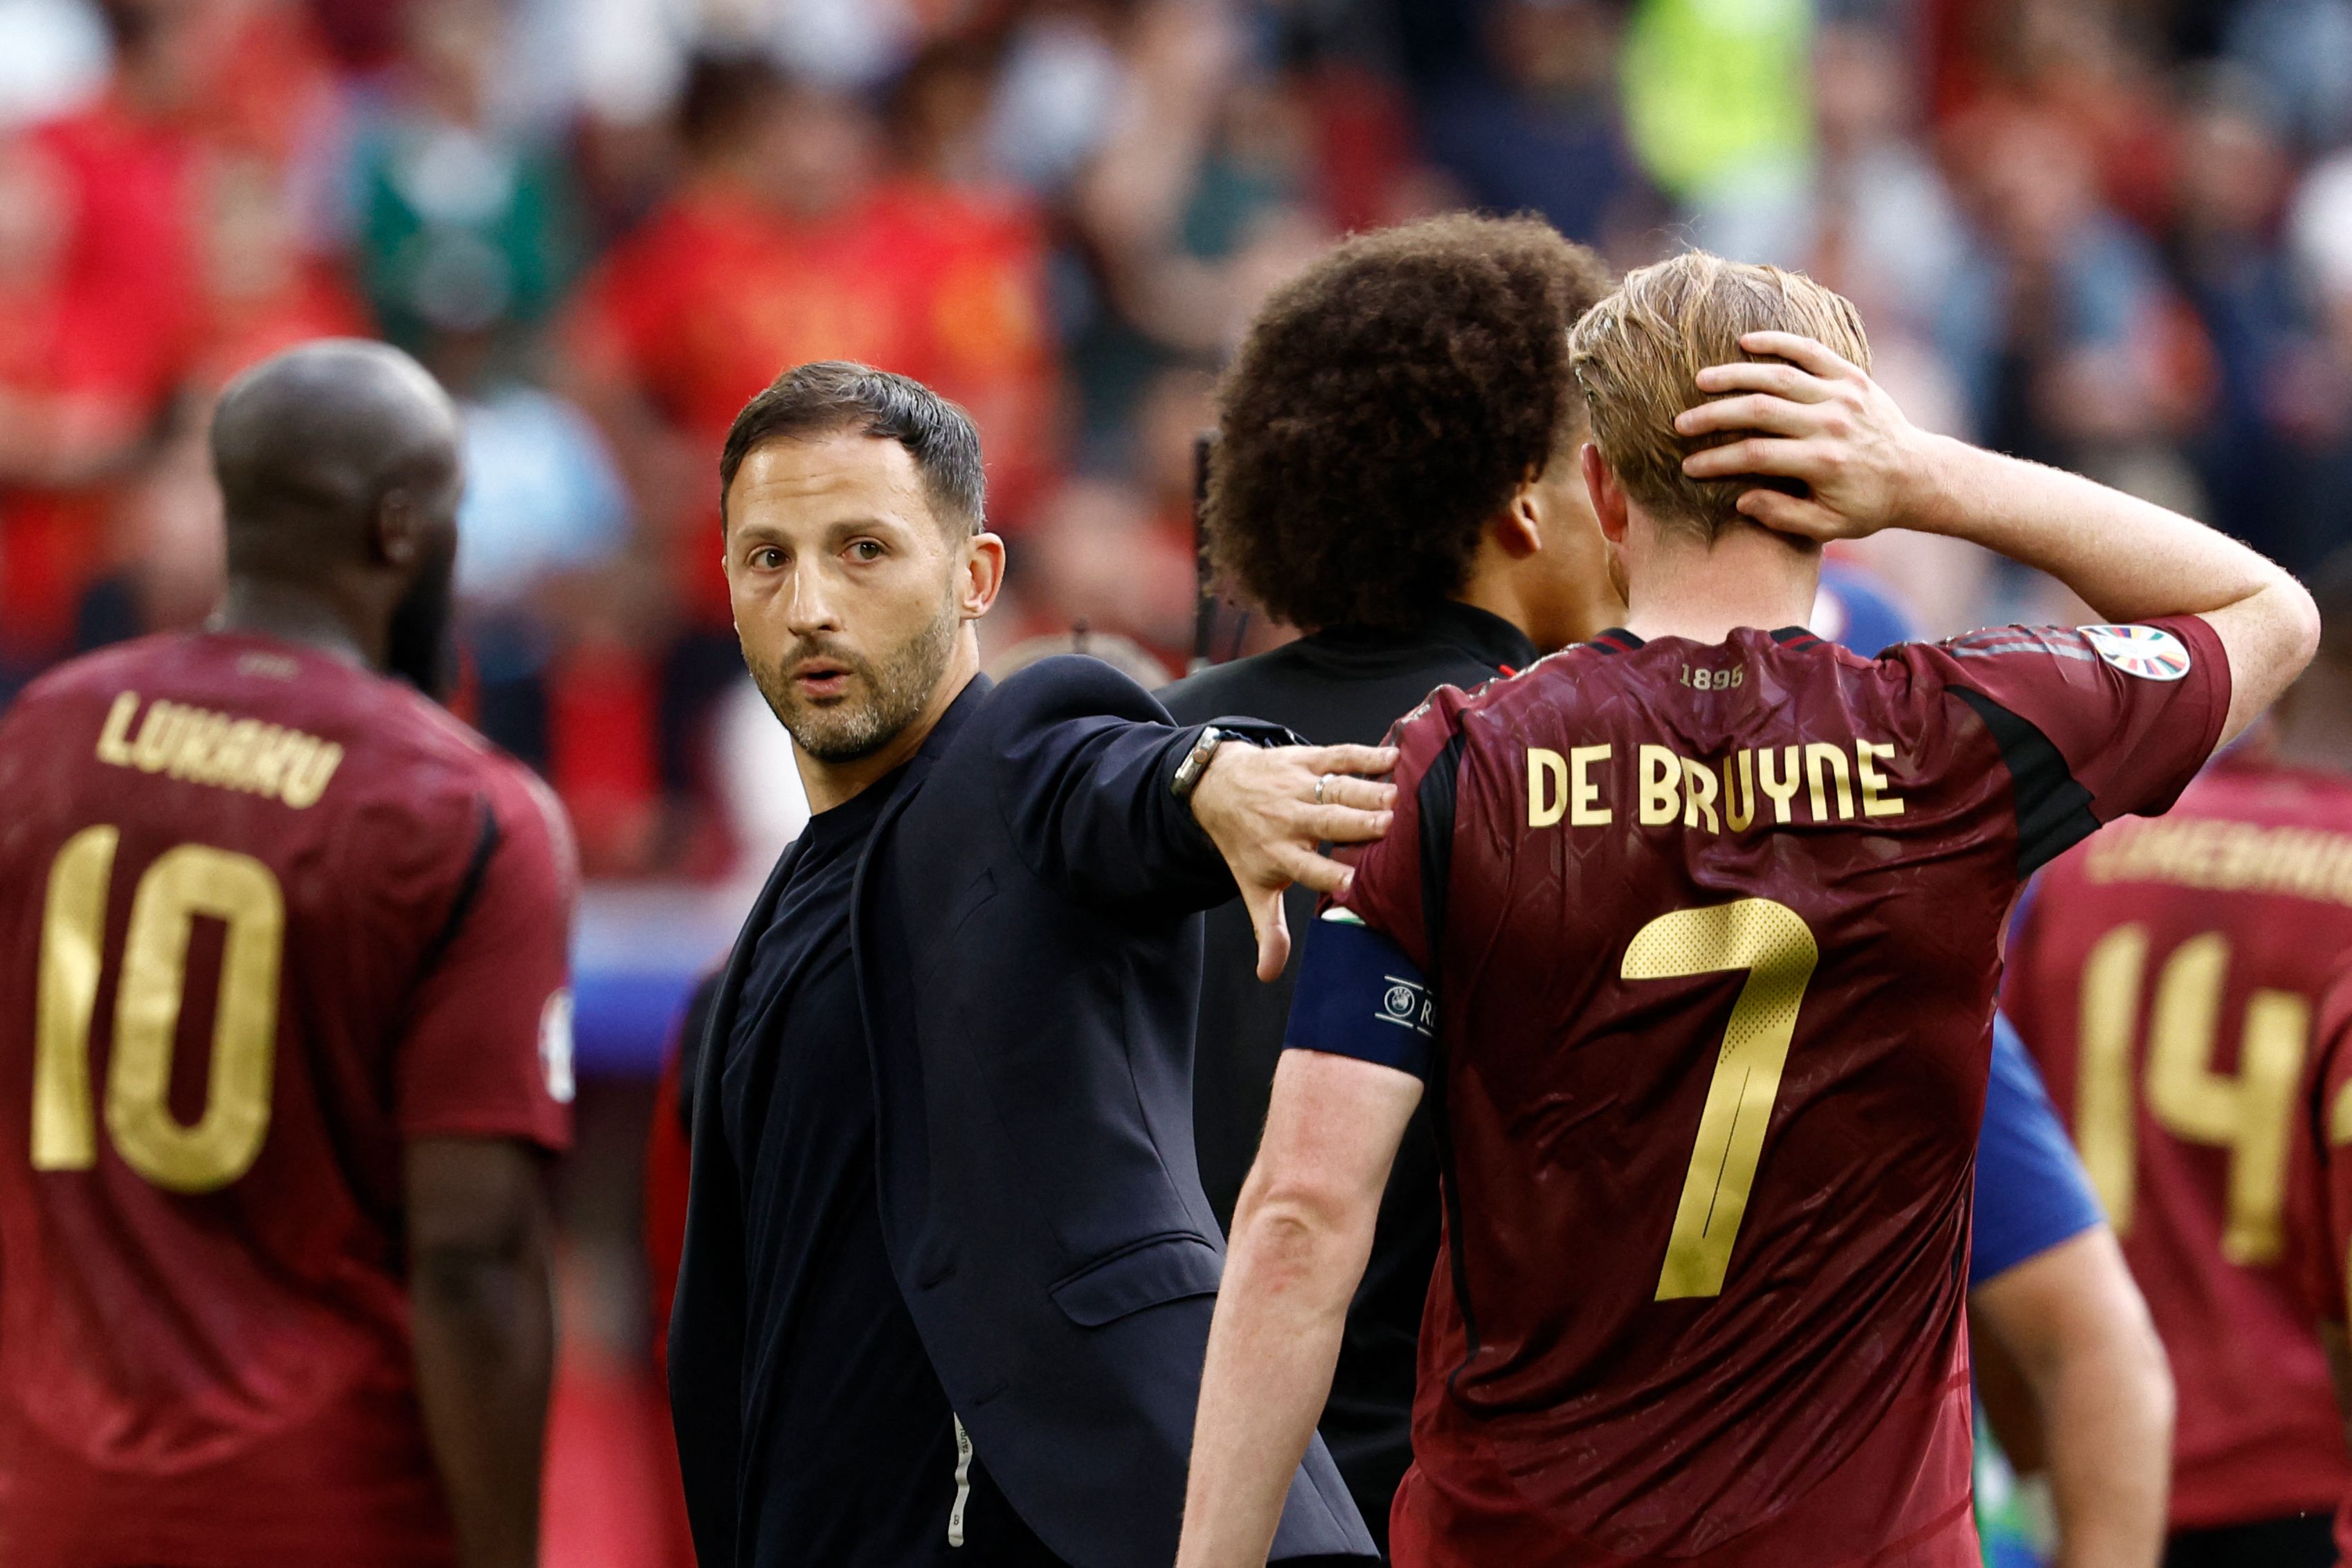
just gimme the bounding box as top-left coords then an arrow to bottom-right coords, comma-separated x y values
720,361 -> 985,534
1207,213 -> 1613,632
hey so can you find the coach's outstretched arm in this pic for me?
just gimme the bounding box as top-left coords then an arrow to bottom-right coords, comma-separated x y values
408,1138 -> 557,1568
985,663 -> 1397,981
1678,331 -> 2321,744
1178,1048 -> 1422,1568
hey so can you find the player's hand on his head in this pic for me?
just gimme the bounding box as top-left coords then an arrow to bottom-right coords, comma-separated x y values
1675,331 -> 1942,544
1189,741 -> 1397,983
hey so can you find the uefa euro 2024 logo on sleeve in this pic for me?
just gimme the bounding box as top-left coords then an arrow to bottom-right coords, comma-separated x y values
2079,623 -> 2191,682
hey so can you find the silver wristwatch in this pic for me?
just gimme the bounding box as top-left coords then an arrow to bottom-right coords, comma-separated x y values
1170,726 -> 1233,803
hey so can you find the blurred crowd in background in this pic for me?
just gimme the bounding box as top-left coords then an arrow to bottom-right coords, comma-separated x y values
6,0 -> 2352,1558
7,0 -> 2352,875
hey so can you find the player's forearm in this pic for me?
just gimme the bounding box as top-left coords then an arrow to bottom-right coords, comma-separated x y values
411,1241 -> 556,1568
1906,437 -> 2270,622
2036,1336 -> 2172,1568
1178,1187 -> 1372,1568
1905,436 -> 2318,740
1973,1234 -> 2173,1568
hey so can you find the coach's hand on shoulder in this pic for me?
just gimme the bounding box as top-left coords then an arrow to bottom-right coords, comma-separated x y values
1191,742 -> 1396,983
1675,330 -> 1953,543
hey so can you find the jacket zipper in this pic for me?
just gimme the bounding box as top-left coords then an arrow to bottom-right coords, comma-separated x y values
948,1414 -> 973,1547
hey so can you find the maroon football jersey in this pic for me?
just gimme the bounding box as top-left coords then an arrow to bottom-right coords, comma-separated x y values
2295,946 -> 2352,1558
0,631 -> 576,1568
1334,617 -> 2228,1567
2005,752 -> 2352,1530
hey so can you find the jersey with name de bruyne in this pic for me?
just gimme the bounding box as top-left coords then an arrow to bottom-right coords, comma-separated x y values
1326,618 -> 2227,1567
0,631 -> 576,1568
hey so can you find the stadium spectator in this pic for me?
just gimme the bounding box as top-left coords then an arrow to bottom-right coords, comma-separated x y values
2281,149 -> 2352,576
2164,70 -> 2308,567
350,0 -> 585,355
1409,0 -> 1656,253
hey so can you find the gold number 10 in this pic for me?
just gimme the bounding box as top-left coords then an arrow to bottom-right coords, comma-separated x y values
32,826 -> 284,1194
1623,898 -> 1820,1301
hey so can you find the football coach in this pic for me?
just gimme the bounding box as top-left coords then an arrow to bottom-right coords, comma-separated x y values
668,361 -> 1383,1568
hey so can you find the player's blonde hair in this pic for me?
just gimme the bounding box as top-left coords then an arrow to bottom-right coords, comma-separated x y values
1568,251 -> 1870,541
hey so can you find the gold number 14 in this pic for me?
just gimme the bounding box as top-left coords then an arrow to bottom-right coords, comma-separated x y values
2074,923 -> 2307,1266
1623,898 -> 1820,1301
32,826 -> 284,1194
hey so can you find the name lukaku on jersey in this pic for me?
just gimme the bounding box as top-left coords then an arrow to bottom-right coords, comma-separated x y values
93,691 -> 344,809
1526,739 -> 1907,832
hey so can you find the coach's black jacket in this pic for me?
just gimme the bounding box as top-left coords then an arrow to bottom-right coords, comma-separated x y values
669,657 -> 1377,1568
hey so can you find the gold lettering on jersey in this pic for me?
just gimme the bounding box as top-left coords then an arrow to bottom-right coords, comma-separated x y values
1528,748 -> 1568,828
1857,740 -> 1906,817
2086,817 -> 2352,909
95,691 -> 138,765
1526,738 -> 1911,837
93,692 -> 344,810
1680,755 -> 1719,832
1756,745 -> 1801,824
1638,745 -> 1680,826
1804,742 -> 1854,821
1570,745 -> 1611,826
1722,749 -> 1757,832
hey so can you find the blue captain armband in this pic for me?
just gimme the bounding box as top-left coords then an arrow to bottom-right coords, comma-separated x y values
1282,909 -> 1436,1082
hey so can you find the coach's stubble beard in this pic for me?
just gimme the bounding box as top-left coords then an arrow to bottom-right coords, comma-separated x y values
749,594 -> 961,764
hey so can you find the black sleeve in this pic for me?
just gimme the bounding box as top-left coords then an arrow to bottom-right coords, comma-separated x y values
671,967 -> 727,1138
667,975 -> 747,1568
985,656 -> 1299,915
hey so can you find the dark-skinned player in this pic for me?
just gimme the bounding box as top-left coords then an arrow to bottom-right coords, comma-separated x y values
0,340 -> 576,1568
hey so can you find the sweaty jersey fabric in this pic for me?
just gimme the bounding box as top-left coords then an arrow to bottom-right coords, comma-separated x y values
1326,617 -> 2227,1567
2005,749 -> 2352,1531
0,631 -> 577,1568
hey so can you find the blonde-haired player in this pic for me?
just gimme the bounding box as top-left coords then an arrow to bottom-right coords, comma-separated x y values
1179,252 -> 2315,1567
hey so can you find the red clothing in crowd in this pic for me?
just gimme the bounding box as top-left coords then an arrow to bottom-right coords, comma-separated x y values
568,178 -> 1056,625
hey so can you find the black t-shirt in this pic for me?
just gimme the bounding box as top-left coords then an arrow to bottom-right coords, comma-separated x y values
718,769 -> 1061,1567
1159,601 -> 1535,1553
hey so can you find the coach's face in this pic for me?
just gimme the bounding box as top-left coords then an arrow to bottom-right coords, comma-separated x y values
725,432 -> 1003,768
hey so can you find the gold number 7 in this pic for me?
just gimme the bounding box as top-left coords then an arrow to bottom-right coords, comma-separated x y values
1623,898 -> 1820,1301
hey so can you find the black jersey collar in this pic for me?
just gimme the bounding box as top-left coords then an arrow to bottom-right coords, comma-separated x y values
1314,599 -> 1539,676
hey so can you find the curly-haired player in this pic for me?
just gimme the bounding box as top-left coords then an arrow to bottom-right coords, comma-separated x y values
1193,212 -> 1620,640
1161,212 -> 1620,1548
1181,252 -> 2317,1567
